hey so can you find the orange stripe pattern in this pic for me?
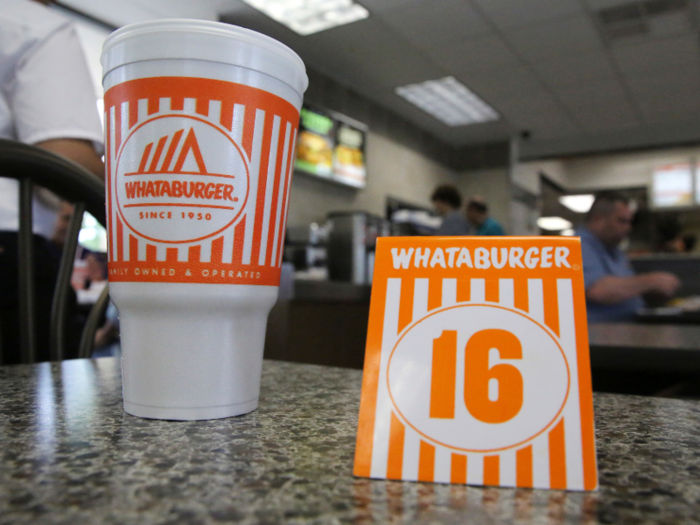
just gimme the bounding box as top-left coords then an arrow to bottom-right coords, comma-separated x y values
105,77 -> 299,287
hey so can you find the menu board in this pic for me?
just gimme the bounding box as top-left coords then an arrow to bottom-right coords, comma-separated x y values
295,105 -> 367,188
652,163 -> 693,208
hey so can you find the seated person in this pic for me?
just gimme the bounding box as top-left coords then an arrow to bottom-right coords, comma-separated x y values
577,192 -> 680,322
431,184 -> 470,236
466,197 -> 504,235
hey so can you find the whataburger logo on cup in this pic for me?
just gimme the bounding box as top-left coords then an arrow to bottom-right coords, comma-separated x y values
354,237 -> 599,491
116,118 -> 249,243
104,76 -> 299,286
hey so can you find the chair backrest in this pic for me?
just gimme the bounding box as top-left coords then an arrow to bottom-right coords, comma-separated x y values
0,138 -> 108,364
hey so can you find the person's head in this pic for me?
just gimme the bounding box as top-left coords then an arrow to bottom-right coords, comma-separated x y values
585,192 -> 633,247
52,201 -> 75,247
466,197 -> 488,226
431,185 -> 462,217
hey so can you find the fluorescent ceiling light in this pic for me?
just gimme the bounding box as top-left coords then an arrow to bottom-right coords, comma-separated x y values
560,228 -> 575,236
395,76 -> 499,126
559,194 -> 595,214
241,0 -> 369,35
537,216 -> 573,231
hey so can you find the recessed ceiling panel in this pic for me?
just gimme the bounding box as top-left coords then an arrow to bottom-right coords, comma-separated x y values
395,76 -> 499,126
239,0 -> 369,35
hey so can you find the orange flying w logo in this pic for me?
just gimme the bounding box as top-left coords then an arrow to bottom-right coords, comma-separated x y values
129,128 -> 210,176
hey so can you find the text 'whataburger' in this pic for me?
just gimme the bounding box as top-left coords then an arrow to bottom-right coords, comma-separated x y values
391,246 -> 572,270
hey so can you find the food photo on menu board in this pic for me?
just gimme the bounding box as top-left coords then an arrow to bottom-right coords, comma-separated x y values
295,104 -> 367,188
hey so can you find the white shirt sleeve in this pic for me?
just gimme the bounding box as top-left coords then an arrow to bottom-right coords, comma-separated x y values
9,21 -> 104,153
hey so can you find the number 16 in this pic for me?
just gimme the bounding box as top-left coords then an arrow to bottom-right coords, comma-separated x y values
430,329 -> 524,424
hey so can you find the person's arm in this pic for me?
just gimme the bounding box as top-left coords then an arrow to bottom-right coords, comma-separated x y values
11,20 -> 104,176
35,138 -> 104,180
587,272 -> 681,304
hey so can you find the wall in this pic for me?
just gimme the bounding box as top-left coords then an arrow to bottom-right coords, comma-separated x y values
287,136 -> 513,232
516,146 -> 700,194
287,132 -> 460,226
512,159 -> 567,194
287,68 -> 511,229
564,146 -> 700,191
456,167 -> 512,233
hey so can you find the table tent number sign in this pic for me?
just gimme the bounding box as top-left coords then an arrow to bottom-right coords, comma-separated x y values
354,237 -> 598,491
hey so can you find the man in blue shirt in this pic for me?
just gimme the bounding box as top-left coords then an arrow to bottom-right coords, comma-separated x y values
467,197 -> 505,235
578,192 -> 680,322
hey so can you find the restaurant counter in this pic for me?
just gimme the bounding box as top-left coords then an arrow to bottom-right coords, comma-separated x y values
264,279 -> 371,369
1,358 -> 700,524
589,322 -> 700,373
265,280 -> 700,377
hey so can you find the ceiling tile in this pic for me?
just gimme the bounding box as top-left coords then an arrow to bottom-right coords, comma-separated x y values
626,62 -> 700,92
424,34 -> 522,74
222,0 -> 700,152
457,65 -> 546,105
566,101 -> 641,132
470,0 -> 583,29
640,106 -> 700,125
354,0 -> 425,14
497,95 -> 565,121
531,50 -> 618,89
627,64 -> 700,117
377,0 -> 492,46
583,0 -> 632,8
530,120 -> 582,140
552,79 -> 631,109
647,12 -> 695,38
505,14 -> 604,61
613,34 -> 700,77
495,95 -> 580,138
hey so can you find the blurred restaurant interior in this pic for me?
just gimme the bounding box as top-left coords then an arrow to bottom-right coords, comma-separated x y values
4,0 -> 700,396
6,0 -> 700,522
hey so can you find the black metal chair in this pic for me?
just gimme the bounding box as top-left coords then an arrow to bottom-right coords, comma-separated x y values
0,138 -> 109,364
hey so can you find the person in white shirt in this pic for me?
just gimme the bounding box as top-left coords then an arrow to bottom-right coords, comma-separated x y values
0,0 -> 104,237
0,0 -> 105,363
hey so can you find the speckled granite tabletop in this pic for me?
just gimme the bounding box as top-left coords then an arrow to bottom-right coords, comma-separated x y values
0,358 -> 699,525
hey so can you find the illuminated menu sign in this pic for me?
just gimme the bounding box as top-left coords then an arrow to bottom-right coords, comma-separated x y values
652,163 -> 693,208
295,105 -> 367,188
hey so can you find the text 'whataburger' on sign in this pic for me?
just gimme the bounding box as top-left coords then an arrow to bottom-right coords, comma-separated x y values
390,246 -> 572,270
123,180 -> 236,202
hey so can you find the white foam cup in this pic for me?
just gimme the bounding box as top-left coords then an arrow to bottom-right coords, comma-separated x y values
101,20 -> 308,420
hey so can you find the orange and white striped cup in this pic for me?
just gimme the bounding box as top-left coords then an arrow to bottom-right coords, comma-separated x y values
101,20 -> 307,420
